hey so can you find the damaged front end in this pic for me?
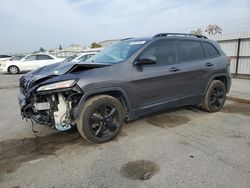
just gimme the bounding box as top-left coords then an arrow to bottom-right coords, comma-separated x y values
18,61 -> 111,131
19,77 -> 83,131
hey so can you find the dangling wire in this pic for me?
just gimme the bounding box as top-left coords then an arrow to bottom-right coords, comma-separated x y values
30,118 -> 39,137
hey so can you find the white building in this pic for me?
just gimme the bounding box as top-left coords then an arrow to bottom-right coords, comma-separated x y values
209,31 -> 250,77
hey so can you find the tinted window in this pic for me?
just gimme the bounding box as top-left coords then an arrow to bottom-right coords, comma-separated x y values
177,41 -> 204,62
0,55 -> 11,58
139,40 -> 176,66
37,55 -> 53,60
203,42 -> 219,57
24,55 -> 36,61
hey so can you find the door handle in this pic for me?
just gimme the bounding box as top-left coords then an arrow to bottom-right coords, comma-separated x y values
206,62 -> 214,67
169,67 -> 180,72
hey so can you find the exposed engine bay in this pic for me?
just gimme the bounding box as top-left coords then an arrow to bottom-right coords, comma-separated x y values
21,85 -> 83,131
30,91 -> 82,131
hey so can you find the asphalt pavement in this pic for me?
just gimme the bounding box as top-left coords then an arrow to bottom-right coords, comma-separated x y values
0,73 -> 250,188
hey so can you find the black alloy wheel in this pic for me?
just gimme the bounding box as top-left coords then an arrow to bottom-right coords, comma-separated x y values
210,87 -> 225,109
77,95 -> 125,143
201,80 -> 226,112
89,104 -> 119,138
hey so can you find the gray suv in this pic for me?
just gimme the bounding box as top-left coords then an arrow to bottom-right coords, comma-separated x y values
19,33 -> 231,143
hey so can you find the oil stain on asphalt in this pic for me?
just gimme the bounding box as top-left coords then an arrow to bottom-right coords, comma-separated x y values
120,160 -> 159,180
0,131 -> 88,176
146,114 -> 190,128
221,101 -> 250,116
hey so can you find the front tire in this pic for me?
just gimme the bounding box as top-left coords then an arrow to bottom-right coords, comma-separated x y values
201,80 -> 226,112
76,95 -> 125,143
8,65 -> 20,74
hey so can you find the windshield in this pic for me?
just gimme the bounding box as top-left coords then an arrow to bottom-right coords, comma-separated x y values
87,40 -> 147,64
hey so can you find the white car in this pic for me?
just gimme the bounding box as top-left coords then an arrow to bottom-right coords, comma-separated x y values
0,53 -> 64,74
64,52 -> 97,63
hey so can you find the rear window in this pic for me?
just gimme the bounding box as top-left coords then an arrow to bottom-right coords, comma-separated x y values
177,41 -> 205,62
25,55 -> 36,61
202,42 -> 220,58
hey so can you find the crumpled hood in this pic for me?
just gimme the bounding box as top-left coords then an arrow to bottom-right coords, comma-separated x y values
23,61 -> 110,80
20,61 -> 111,91
29,61 -> 110,76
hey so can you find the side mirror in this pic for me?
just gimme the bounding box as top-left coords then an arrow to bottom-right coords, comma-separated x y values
136,55 -> 157,65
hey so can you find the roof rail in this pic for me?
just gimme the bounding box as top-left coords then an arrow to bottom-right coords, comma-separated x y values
153,33 -> 207,39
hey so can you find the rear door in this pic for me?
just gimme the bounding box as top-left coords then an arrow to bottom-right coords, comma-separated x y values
175,39 -> 213,97
36,54 -> 55,67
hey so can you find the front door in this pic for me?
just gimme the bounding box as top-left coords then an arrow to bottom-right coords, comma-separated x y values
131,39 -> 185,109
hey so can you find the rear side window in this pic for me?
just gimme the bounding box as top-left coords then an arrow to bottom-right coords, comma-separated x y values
202,42 -> 220,58
139,40 -> 176,66
37,55 -> 53,60
177,40 -> 204,62
25,55 -> 36,61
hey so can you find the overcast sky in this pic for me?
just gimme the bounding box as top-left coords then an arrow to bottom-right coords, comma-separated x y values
0,0 -> 249,54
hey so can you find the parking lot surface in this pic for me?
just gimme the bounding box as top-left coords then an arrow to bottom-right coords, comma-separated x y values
0,73 -> 250,188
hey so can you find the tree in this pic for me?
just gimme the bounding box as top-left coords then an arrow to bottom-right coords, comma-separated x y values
190,28 -> 203,35
205,24 -> 222,35
91,42 -> 102,48
38,47 -> 45,52
59,44 -> 62,50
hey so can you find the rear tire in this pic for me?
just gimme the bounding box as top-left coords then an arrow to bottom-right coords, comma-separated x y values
8,65 -> 20,74
201,80 -> 226,112
76,95 -> 125,143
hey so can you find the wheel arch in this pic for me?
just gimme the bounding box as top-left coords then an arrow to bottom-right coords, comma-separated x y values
204,73 -> 230,95
74,87 -> 132,120
7,65 -> 20,74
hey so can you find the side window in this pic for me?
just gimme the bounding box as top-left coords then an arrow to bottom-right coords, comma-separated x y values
87,54 -> 95,59
139,40 -> 176,66
24,55 -> 37,61
37,55 -> 53,60
0,55 -> 11,58
10,56 -> 23,61
177,41 -> 205,62
78,55 -> 88,61
202,42 -> 220,58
